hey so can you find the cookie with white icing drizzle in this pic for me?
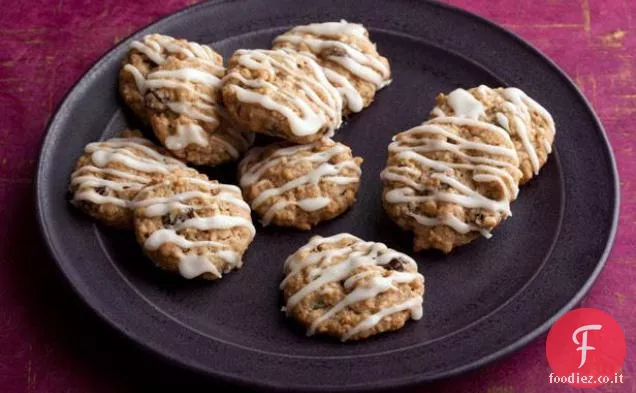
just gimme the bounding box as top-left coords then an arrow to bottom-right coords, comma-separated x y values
281,233 -> 424,341
69,130 -> 193,228
133,172 -> 255,280
238,138 -> 362,230
119,34 -> 223,123
222,49 -> 343,143
273,20 -> 391,114
120,34 -> 254,166
144,56 -> 254,165
431,85 -> 555,184
381,117 -> 523,253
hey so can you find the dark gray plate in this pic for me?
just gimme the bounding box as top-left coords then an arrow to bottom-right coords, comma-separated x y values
35,0 -> 619,391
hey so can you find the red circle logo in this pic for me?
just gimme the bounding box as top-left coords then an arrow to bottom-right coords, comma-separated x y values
546,308 -> 626,388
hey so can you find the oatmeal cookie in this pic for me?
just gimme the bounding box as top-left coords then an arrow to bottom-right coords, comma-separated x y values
119,34 -> 223,123
281,233 -> 425,341
273,20 -> 391,114
222,49 -> 343,143
133,172 -> 255,280
69,131 -> 191,228
381,117 -> 522,253
144,56 -> 254,165
238,138 -> 362,230
431,85 -> 555,184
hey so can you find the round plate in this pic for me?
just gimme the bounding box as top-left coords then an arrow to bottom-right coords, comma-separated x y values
36,0 -> 619,391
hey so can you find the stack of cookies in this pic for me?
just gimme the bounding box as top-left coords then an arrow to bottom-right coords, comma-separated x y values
381,86 -> 556,253
69,130 -> 256,280
72,22 -> 391,280
68,20 -> 555,342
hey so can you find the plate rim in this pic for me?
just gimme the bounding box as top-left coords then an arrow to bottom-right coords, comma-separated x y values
35,0 -> 620,391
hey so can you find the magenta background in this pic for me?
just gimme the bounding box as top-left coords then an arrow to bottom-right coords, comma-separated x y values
0,1 -> 634,392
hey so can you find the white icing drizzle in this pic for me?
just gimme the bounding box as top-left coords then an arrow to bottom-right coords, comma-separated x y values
136,190 -> 251,216
273,20 -> 390,112
124,64 -> 147,94
129,34 -> 222,67
225,49 -> 343,136
86,137 -> 185,171
145,229 -> 225,250
408,212 -> 492,239
70,176 -> 143,193
291,20 -> 368,38
87,147 -> 179,174
499,87 -> 556,173
495,112 -> 509,131
73,189 -> 131,207
323,68 -> 364,113
178,254 -> 222,279
126,67 -> 223,100
281,234 -> 424,341
71,137 -> 186,207
149,68 -> 221,86
165,101 -> 219,123
446,88 -> 485,120
434,86 -> 556,175
341,297 -> 423,341
146,67 -> 221,100
176,251 -> 242,279
137,176 -> 255,279
381,118 -> 520,239
239,142 -> 360,225
124,35 -> 243,153
165,123 -> 209,150
144,66 -> 223,150
72,166 -> 151,183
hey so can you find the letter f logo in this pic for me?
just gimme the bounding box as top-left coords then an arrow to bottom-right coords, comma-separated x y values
547,309 -> 625,388
572,324 -> 602,368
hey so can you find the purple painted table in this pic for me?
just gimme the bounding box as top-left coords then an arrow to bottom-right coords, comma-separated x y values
0,1 -> 633,392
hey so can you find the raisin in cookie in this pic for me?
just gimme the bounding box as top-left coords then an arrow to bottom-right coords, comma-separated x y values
381,117 -> 522,253
144,56 -> 254,165
119,34 -> 222,123
69,131 -> 191,228
222,49 -> 343,144
431,85 -> 555,184
238,138 -> 362,230
281,233 -> 425,341
133,172 -> 255,280
273,20 -> 391,114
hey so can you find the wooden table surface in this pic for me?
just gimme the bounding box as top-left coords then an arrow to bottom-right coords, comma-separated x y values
0,1 -> 633,392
